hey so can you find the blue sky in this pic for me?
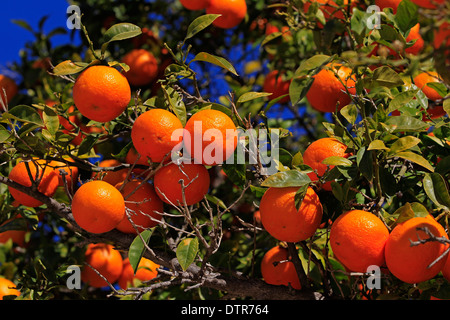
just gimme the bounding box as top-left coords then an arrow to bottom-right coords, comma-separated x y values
0,1 -> 72,67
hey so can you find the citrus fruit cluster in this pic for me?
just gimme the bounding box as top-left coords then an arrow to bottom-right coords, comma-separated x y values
180,0 -> 247,29
81,243 -> 159,289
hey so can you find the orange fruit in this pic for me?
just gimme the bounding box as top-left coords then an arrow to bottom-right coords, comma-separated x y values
262,70 -> 291,103
8,159 -> 60,208
302,137 -> 350,191
122,49 -> 158,87
131,108 -> 184,164
154,163 -> 210,206
125,147 -> 150,174
71,180 -> 125,234
48,159 -> 79,190
206,0 -> 247,29
118,257 -> 160,289
72,65 -> 131,123
329,210 -> 390,273
115,179 -> 164,234
259,187 -> 323,243
405,23 -> 424,55
304,0 -> 357,25
183,109 -> 238,166
434,22 -> 450,50
441,249 -> 450,282
180,0 -> 210,10
414,71 -> 444,102
385,216 -> 449,284
374,0 -> 402,13
81,243 -> 123,288
92,159 -> 129,187
306,63 -> 356,113
0,277 -> 20,300
0,75 -> 18,104
411,0 -> 445,9
0,217 -> 27,247
260,245 -> 301,290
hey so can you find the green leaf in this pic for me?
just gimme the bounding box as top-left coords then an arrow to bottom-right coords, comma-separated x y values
52,60 -> 89,76
191,52 -> 238,76
368,66 -> 404,89
42,105 -> 59,136
356,147 -> 374,181
340,104 -> 358,124
296,54 -> 332,75
261,31 -> 282,46
205,194 -> 227,210
389,136 -> 421,153
162,86 -> 187,126
426,82 -> 447,99
185,14 -> 221,41
294,184 -> 309,211
237,92 -> 272,104
77,134 -> 98,156
11,19 -> 33,32
322,156 -> 352,167
176,237 -> 199,271
101,23 -> 142,55
0,124 -> 11,143
389,151 -> 434,172
395,0 -> 418,34
443,94 -> 450,115
388,90 -> 417,113
368,139 -> 390,151
291,151 -> 304,167
385,116 -> 430,132
423,173 -> 450,209
129,229 -> 153,275
5,105 -> 44,126
393,202 -> 429,225
436,156 -> 450,176
261,169 -> 311,188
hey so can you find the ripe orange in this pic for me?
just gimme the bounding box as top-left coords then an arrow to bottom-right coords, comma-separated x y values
72,65 -> 131,123
260,245 -> 301,290
434,22 -> 450,50
405,23 -> 424,55
0,217 -> 27,247
304,0 -> 357,26
118,257 -> 160,289
411,0 -> 445,9
414,71 -> 444,102
0,277 -> 20,300
48,159 -> 79,190
122,49 -> 158,87
8,159 -> 60,208
153,163 -> 210,206
385,216 -> 449,284
125,147 -> 150,174
71,180 -> 125,234
262,70 -> 291,104
329,210 -> 390,273
206,0 -> 247,29
259,187 -> 323,243
183,109 -> 238,166
374,0 -> 402,13
302,137 -> 350,191
131,108 -> 184,164
306,63 -> 356,113
180,0 -> 210,10
441,249 -> 450,282
0,75 -> 18,104
115,179 -> 164,234
81,243 -> 123,288
92,159 -> 129,187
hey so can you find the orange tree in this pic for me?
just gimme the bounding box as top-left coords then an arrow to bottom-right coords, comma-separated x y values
0,0 -> 449,301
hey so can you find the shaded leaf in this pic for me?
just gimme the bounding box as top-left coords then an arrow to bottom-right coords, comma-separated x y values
185,14 -> 221,40
176,237 -> 199,271
191,52 -> 238,76
129,229 -> 153,275
5,105 -> 44,126
261,169 -> 311,188
52,60 -> 89,76
423,173 -> 450,209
